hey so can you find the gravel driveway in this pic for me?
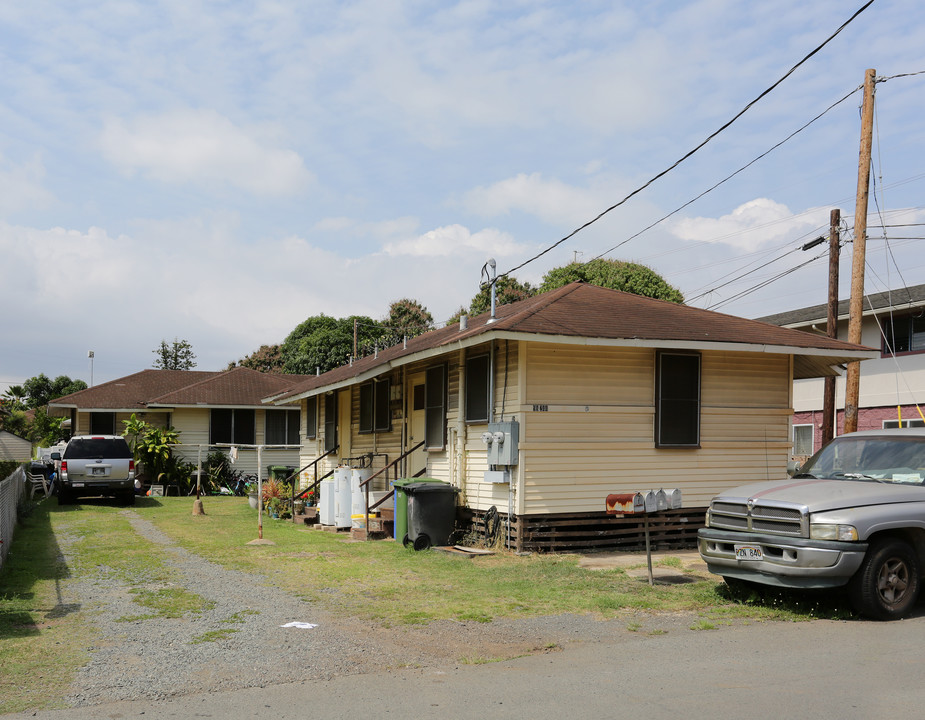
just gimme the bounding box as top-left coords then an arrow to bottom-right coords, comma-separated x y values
63,511 -> 687,707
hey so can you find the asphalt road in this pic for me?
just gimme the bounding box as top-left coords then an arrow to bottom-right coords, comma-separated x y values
8,615 -> 924,720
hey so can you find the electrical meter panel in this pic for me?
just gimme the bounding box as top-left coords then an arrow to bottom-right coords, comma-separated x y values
480,420 -> 519,466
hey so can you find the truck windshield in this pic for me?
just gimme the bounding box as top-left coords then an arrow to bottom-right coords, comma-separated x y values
63,438 -> 132,460
798,435 -> 925,484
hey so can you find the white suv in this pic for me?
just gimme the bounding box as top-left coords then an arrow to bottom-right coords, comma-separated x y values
54,435 -> 136,506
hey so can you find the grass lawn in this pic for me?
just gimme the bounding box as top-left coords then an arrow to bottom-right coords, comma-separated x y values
1,495 -> 855,713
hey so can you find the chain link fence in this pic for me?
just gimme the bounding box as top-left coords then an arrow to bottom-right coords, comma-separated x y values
0,464 -> 26,571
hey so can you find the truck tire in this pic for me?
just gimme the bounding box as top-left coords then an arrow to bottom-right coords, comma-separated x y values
848,538 -> 920,620
57,489 -> 72,506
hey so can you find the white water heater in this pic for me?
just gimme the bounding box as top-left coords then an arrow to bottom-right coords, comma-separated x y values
319,478 -> 335,526
351,467 -> 373,516
334,467 -> 352,528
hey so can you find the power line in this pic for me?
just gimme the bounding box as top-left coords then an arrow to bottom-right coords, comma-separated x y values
500,0 -> 876,280
588,85 -> 862,263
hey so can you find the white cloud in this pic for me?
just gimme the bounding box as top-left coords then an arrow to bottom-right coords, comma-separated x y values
670,199 -> 828,252
0,154 -> 54,214
462,172 -> 616,227
383,224 -> 523,258
99,109 -> 313,196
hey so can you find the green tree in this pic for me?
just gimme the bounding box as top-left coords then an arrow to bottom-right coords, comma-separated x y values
153,338 -> 197,370
19,374 -> 88,409
540,258 -> 684,303
468,275 -> 536,316
1,384 -> 27,411
227,344 -> 284,373
385,298 -> 434,338
281,315 -> 385,375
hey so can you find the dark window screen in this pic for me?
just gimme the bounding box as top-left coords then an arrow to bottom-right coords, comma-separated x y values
656,352 -> 700,447
465,354 -> 490,422
425,365 -> 446,449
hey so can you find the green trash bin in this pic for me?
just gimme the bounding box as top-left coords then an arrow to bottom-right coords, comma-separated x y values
393,478 -> 446,543
267,465 -> 296,482
405,482 -> 459,550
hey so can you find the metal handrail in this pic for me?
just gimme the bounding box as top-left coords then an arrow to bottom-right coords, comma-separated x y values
289,445 -> 338,521
358,440 -> 425,528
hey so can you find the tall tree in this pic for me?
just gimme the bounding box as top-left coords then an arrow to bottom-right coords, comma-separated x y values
0,373 -> 84,443
540,258 -> 684,303
383,298 -> 434,342
18,374 -> 88,409
153,338 -> 197,370
227,344 -> 285,373
281,315 -> 384,375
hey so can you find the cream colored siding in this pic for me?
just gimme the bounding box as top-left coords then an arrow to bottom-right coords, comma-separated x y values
292,339 -> 794,517
517,346 -> 793,512
525,344 -> 652,407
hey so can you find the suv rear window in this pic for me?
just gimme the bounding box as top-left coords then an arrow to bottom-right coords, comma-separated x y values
63,438 -> 132,460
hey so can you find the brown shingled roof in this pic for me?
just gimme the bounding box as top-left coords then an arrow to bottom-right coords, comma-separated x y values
149,367 -> 309,407
273,282 -> 878,402
48,367 -> 311,411
49,369 -> 220,410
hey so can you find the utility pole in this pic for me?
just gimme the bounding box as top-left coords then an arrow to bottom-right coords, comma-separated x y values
821,209 -> 840,445
844,68 -> 876,434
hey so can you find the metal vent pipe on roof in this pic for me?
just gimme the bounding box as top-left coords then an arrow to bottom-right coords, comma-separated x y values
484,258 -> 497,324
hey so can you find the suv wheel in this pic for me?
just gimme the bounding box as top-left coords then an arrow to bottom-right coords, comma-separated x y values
848,538 -> 920,620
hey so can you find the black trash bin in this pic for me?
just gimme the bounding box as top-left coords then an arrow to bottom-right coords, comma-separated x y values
404,482 -> 459,550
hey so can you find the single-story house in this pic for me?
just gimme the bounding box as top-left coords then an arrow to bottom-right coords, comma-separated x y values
760,283 -> 925,458
48,367 -> 308,480
270,281 -> 878,551
0,430 -> 32,462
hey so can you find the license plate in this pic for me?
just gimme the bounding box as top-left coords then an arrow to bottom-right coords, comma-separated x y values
72,482 -> 84,488
92,467 -> 105,476
734,544 -> 763,560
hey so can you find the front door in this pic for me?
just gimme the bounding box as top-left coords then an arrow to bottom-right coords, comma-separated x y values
408,373 -> 427,476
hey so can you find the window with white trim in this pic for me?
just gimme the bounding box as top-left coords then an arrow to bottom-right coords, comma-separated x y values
210,409 -> 255,445
883,419 -> 925,429
265,408 -> 300,444
793,424 -> 814,456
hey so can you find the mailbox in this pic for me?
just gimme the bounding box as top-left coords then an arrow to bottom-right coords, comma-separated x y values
644,490 -> 658,513
605,492 -> 645,515
655,489 -> 668,511
664,488 -> 682,509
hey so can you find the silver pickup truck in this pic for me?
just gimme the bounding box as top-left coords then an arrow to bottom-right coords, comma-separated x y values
54,435 -> 136,506
699,429 -> 925,620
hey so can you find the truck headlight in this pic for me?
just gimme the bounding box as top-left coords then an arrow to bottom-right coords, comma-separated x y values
810,523 -> 859,541
704,509 -> 712,527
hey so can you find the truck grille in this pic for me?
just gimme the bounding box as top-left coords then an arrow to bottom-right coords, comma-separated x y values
709,500 -> 806,537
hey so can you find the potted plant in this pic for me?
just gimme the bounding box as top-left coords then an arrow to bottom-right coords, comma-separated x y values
246,481 -> 259,509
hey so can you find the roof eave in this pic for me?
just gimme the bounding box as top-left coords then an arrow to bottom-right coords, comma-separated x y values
272,329 -> 878,401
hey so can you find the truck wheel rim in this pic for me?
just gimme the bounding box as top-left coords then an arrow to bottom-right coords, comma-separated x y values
877,558 -> 910,604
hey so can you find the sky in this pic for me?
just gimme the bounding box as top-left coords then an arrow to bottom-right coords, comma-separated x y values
2,0 -> 924,393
